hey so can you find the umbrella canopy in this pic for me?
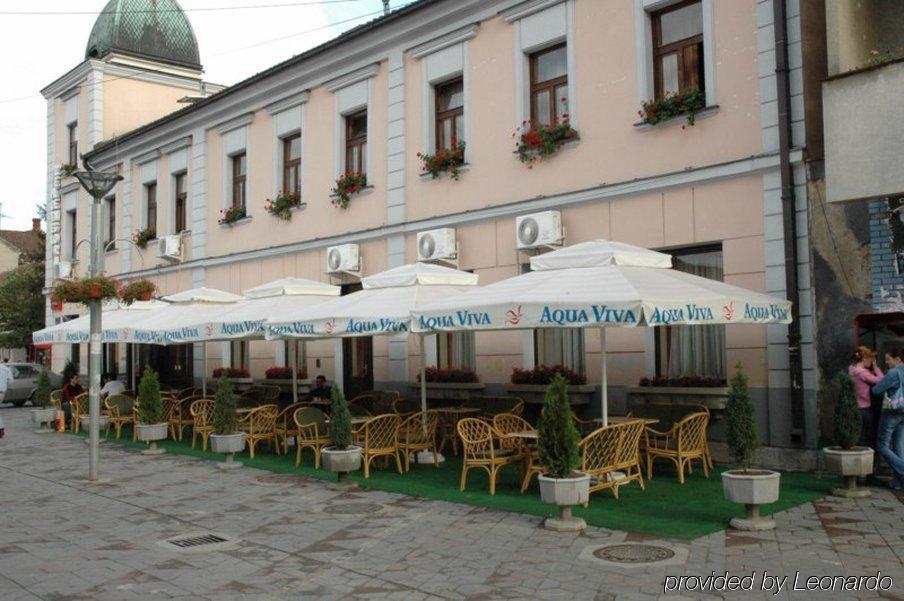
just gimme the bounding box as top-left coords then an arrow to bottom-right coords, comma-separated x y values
266,263 -> 479,339
126,287 -> 244,345
412,239 -> 792,332
32,300 -> 168,344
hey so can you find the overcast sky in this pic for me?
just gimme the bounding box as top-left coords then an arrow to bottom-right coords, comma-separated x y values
0,0 -> 408,232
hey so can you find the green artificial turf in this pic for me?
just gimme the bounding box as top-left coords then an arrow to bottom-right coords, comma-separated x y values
79,429 -> 833,540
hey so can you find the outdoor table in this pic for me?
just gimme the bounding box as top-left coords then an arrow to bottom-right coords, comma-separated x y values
593,416 -> 659,426
430,406 -> 481,415
502,429 -> 538,441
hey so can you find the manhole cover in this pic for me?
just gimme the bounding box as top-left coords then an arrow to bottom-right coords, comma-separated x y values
157,532 -> 239,553
593,544 -> 675,564
256,474 -> 304,484
322,502 -> 384,515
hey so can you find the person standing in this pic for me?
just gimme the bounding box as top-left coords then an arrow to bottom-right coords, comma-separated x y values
873,348 -> 904,491
849,346 -> 884,447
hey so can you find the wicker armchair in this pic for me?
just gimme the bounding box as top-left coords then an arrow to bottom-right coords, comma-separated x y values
392,397 -> 420,416
104,394 -> 135,439
189,399 -> 215,451
350,391 -> 399,416
70,393 -> 89,433
645,412 -> 710,483
457,417 -> 522,495
274,402 -> 306,454
580,419 -> 646,500
398,411 -> 440,471
572,415 -> 599,437
492,413 -> 540,493
175,387 -> 197,400
167,397 -> 195,441
50,389 -> 62,410
293,407 -> 331,468
238,404 -> 279,459
361,414 -> 402,478
477,396 -> 525,419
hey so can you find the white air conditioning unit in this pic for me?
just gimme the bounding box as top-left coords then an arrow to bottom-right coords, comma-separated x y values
417,228 -> 457,263
158,235 -> 183,262
516,210 -> 563,250
326,243 -> 360,274
55,261 -> 73,279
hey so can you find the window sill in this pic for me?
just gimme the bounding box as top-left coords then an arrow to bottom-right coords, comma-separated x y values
512,139 -> 580,158
219,216 -> 253,229
633,105 -> 720,131
329,186 -> 375,201
419,163 -> 470,181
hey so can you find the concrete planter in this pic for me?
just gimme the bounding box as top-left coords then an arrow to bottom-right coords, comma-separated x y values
210,433 -> 247,470
721,469 -> 781,531
135,422 -> 168,455
538,472 -> 590,532
31,408 -> 58,433
823,446 -> 874,498
507,384 -> 594,406
626,386 -> 730,411
322,446 -> 362,490
79,415 -> 110,433
410,382 -> 485,401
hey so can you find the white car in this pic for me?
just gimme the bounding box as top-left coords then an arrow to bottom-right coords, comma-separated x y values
1,363 -> 62,407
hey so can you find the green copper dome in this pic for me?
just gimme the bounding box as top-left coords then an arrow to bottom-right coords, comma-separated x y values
85,0 -> 201,70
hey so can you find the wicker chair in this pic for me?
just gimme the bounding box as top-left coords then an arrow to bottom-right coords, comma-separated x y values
70,393 -> 89,433
275,402 -> 307,455
167,397 -> 195,441
580,419 -> 646,500
175,387 -> 197,400
350,391 -> 399,416
572,415 -> 600,437
293,407 -> 331,468
238,404 -> 279,459
361,414 -> 402,478
398,411 -> 440,471
645,412 -> 710,483
50,389 -> 62,410
492,413 -> 533,451
392,397 -> 420,416
104,394 -> 135,439
457,417 -> 522,495
478,396 -> 525,419
190,399 -> 215,451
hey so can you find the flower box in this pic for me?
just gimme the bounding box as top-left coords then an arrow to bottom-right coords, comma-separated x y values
626,385 -> 731,411
409,381 -> 485,401
506,383 -> 595,405
331,172 -> 367,209
264,192 -> 304,221
119,279 -> 156,305
514,118 -> 579,166
132,227 -> 156,249
219,205 -> 247,226
418,141 -> 466,180
51,276 -> 119,306
638,89 -> 706,127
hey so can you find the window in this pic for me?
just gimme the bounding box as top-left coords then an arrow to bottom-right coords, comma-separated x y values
529,43 -> 568,127
231,153 -> 246,210
652,0 -> 704,98
67,122 -> 78,166
67,210 -> 77,259
230,341 -> 248,371
283,340 -> 306,370
145,183 -> 157,237
344,111 -> 367,174
174,172 -> 187,233
535,329 -> 585,374
436,332 -> 476,371
282,134 -> 301,195
655,246 -> 725,378
435,78 -> 464,150
105,196 -> 115,249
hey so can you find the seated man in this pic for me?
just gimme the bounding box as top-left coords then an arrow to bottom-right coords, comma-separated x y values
100,374 -> 126,398
60,374 -> 84,427
305,375 -> 332,402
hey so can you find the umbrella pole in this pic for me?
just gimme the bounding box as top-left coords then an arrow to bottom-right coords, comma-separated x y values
130,345 -> 136,391
419,334 -> 428,436
291,339 -> 298,404
202,342 -> 207,397
599,327 -> 608,427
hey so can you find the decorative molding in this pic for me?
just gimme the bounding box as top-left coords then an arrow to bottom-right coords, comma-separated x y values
324,63 -> 380,92
410,24 -> 479,59
160,136 -> 193,155
133,149 -> 160,166
214,112 -> 254,135
112,149 -> 803,279
59,85 -> 82,101
501,0 -> 564,22
60,181 -> 81,195
265,91 -> 310,115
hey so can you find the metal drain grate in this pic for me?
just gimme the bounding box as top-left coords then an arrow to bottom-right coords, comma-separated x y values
256,474 -> 305,485
169,534 -> 229,549
580,542 -> 687,568
323,502 -> 384,515
157,532 -> 239,553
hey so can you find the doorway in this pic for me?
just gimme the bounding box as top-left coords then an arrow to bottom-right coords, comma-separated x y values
341,282 -> 373,399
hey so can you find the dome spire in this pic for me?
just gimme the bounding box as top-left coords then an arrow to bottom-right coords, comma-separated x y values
85,0 -> 201,71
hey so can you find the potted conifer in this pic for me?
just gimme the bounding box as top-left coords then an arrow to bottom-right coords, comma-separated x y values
823,373 -> 874,498
134,367 -> 168,455
537,374 -> 589,532
209,375 -> 247,470
721,364 -> 781,530
321,387 -> 362,490
30,370 -> 57,433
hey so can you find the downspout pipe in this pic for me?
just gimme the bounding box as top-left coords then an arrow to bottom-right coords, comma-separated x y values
772,0 -> 805,443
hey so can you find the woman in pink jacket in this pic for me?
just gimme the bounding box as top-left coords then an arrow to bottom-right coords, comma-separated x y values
849,346 -> 883,447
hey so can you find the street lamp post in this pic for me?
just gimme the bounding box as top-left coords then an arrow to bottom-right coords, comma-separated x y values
74,168 -> 122,482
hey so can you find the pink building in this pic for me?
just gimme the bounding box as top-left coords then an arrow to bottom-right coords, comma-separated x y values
43,0 -> 819,454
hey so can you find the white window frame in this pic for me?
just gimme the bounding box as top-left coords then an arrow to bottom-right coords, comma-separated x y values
267,93 -> 308,198
171,170 -> 188,235
634,0 -> 716,107
326,64 -> 379,181
103,194 -> 116,251
507,0 -> 577,128
215,113 -> 253,215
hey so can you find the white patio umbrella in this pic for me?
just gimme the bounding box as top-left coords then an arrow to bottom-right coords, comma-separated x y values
412,239 -> 793,425
33,300 -> 167,345
265,263 -> 479,434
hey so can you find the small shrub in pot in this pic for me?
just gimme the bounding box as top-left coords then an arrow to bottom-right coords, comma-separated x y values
134,367 -> 168,455
321,387 -> 361,488
209,375 -> 246,469
30,370 -> 57,433
823,373 -> 873,497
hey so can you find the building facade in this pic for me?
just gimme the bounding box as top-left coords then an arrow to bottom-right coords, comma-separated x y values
44,0 -> 823,451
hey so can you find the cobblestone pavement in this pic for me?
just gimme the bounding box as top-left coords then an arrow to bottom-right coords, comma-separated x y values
0,407 -> 902,601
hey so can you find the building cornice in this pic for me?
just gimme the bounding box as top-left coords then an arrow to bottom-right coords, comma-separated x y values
410,24 -> 480,59
213,112 -> 255,134
324,63 -> 380,92
501,0 -> 565,22
133,148 -> 160,166
111,149 -> 803,279
41,61 -> 93,99
160,136 -> 193,155
265,91 -> 310,115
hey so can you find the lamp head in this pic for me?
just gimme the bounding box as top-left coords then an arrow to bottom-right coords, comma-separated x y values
74,170 -> 122,199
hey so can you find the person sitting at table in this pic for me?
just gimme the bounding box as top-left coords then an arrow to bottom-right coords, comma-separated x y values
61,374 -> 84,428
306,375 -> 332,402
99,373 -> 126,398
